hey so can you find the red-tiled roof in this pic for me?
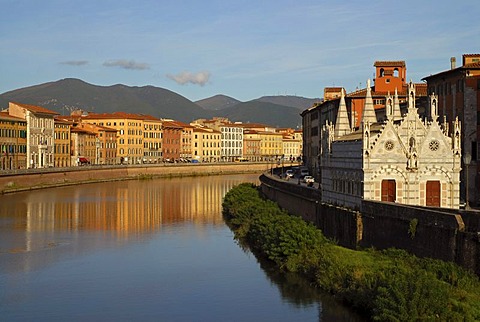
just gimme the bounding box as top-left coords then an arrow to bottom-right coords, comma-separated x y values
10,102 -> 58,115
162,120 -> 184,129
83,112 -> 145,120
324,87 -> 344,92
54,117 -> 74,125
140,114 -> 162,121
422,62 -> 480,81
464,62 -> 480,68
193,127 -> 220,133
374,61 -> 406,67
0,111 -> 26,122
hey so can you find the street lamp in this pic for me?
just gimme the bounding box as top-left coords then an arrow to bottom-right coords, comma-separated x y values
463,152 -> 471,210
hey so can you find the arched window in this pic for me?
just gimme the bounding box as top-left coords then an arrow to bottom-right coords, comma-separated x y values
380,68 -> 385,77
394,68 -> 399,77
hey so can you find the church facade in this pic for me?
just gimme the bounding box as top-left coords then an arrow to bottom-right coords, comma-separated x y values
320,81 -> 462,209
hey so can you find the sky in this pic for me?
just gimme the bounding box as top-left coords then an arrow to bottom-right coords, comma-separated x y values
1,0 -> 479,102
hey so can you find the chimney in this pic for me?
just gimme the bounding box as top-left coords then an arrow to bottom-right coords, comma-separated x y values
450,57 -> 456,70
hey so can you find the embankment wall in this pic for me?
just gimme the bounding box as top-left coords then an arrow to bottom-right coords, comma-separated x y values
0,163 -> 269,194
260,173 -> 480,275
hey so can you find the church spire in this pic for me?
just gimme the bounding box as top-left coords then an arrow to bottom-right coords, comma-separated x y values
407,80 -> 416,112
393,87 -> 402,121
334,88 -> 351,137
362,79 -> 377,124
429,92 -> 438,121
386,91 -> 393,121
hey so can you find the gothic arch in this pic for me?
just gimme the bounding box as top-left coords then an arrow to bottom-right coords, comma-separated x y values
370,165 -> 407,182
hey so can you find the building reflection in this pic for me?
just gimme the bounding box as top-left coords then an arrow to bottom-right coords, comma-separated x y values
1,175 -> 259,254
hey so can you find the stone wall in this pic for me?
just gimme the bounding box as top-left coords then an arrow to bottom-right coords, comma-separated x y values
260,173 -> 360,248
260,173 -> 480,275
0,163 -> 270,194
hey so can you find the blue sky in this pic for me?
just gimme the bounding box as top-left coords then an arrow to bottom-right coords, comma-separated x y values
1,0 -> 479,102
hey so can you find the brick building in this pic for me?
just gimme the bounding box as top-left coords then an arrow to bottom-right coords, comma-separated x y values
422,54 -> 480,206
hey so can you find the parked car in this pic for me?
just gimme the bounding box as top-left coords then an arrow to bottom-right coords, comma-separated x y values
302,175 -> 314,186
285,170 -> 294,179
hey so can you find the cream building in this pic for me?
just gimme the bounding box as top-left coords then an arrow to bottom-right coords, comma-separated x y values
8,102 -> 58,168
321,81 -> 461,209
281,130 -> 303,162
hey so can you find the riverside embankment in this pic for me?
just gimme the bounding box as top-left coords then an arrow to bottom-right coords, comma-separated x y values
223,183 -> 480,321
0,162 -> 270,194
260,171 -> 480,277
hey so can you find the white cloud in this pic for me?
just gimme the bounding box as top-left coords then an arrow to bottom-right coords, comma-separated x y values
103,59 -> 150,70
167,71 -> 211,86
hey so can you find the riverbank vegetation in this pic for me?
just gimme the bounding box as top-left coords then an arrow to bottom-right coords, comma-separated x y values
222,183 -> 480,321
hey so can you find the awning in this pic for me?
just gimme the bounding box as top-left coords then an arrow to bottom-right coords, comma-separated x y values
79,157 -> 89,163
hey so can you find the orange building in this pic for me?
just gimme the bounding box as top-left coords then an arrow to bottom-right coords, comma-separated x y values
347,61 -> 426,128
162,119 -> 183,162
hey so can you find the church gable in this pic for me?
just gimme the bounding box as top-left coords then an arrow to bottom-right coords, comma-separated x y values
369,122 -> 407,159
418,122 -> 452,159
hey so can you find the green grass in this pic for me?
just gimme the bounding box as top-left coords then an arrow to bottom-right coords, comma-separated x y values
222,183 -> 480,321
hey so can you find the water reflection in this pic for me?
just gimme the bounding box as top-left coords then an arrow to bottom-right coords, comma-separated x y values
1,176 -> 258,253
0,174 -> 363,321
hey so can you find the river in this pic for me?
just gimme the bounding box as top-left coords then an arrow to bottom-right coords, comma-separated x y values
0,174 -> 364,321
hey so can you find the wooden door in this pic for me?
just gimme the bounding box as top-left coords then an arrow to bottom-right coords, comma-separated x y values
426,181 -> 441,207
381,180 -> 396,202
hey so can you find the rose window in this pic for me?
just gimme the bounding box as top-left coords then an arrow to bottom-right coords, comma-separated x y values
385,140 -> 394,151
429,140 -> 439,151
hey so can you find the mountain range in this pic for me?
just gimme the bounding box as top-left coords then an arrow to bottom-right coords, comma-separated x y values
0,78 -> 321,128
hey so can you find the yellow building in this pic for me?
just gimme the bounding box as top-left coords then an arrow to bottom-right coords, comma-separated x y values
142,115 -> 163,163
192,126 -> 221,162
0,111 -> 27,170
83,112 -> 144,165
258,131 -> 283,160
54,118 -> 72,167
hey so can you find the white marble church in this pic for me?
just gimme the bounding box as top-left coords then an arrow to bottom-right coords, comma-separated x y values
320,81 -> 462,209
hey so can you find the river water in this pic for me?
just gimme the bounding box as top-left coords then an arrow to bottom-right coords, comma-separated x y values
0,174 -> 364,321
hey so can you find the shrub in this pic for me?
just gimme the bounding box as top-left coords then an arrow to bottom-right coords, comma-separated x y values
222,183 -> 480,321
